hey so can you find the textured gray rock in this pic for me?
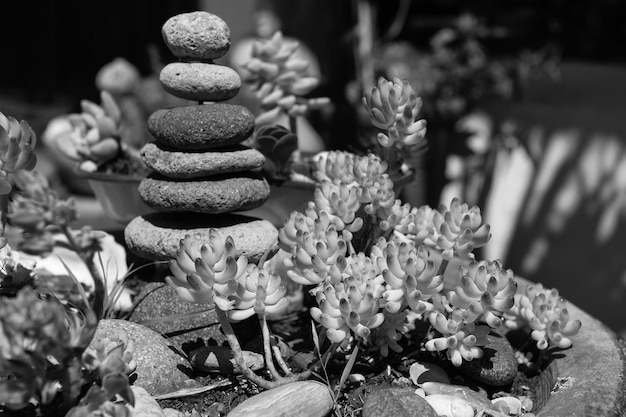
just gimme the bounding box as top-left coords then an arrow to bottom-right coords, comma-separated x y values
127,282 -> 226,352
141,142 -> 265,179
161,11 -> 230,60
90,319 -> 193,396
362,386 -> 438,417
147,104 -> 255,151
138,173 -> 270,214
124,212 -> 278,263
160,62 -> 241,102
459,334 -> 518,387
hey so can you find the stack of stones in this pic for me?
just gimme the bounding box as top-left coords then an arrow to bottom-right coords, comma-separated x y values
124,11 -> 278,263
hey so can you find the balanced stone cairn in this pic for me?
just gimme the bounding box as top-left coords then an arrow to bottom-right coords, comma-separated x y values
124,11 -> 278,263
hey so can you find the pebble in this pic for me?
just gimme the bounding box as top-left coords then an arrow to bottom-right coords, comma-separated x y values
127,282 -> 226,352
90,319 -> 194,396
141,142 -> 265,179
227,381 -> 333,417
161,11 -> 230,60
421,381 -> 492,408
160,62 -> 241,101
458,334 -> 518,387
409,361 -> 450,385
138,173 -> 270,213
188,345 -> 265,374
423,394 -> 474,417
491,396 -> 523,415
147,104 -> 255,151
362,387 -> 438,417
124,212 -> 278,263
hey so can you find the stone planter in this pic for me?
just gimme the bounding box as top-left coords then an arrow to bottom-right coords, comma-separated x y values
514,277 -> 626,416
80,169 -> 152,224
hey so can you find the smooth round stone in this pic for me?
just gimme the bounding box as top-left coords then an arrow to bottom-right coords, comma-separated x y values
459,334 -> 518,387
363,387 -> 438,417
91,319 -> 194,396
147,104 -> 254,151
141,142 -> 265,179
124,212 -> 278,263
160,62 -> 241,101
162,11 -> 230,60
138,173 -> 270,213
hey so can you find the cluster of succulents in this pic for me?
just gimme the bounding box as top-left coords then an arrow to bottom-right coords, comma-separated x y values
0,286 -> 135,415
242,31 -> 330,126
273,148 -> 581,368
504,283 -> 582,350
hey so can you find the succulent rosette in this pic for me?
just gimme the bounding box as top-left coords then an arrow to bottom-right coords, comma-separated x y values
0,112 -> 37,194
372,239 -> 443,314
166,231 -> 248,310
447,260 -> 517,328
429,197 -> 491,260
229,263 -> 289,322
310,253 -> 385,343
504,283 -> 582,350
244,31 -> 330,124
362,76 -> 428,148
370,310 -> 409,357
281,224 -> 349,287
425,309 -> 491,366
48,91 -> 123,172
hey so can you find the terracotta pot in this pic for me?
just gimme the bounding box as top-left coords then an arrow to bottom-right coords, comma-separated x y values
80,169 -> 152,224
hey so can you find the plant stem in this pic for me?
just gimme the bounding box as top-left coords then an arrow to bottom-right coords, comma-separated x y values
436,258 -> 449,277
0,194 -> 7,238
260,314 -> 282,380
216,308 -> 311,389
61,226 -> 105,320
289,116 -> 298,137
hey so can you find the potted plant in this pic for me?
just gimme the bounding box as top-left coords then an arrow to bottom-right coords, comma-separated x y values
43,90 -> 152,224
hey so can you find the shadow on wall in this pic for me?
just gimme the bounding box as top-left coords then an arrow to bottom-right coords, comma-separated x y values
481,61 -> 626,333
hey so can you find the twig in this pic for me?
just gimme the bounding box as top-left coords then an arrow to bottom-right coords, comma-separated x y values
153,379 -> 232,400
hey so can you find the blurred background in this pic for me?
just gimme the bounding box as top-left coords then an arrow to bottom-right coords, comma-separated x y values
2,0 -> 626,333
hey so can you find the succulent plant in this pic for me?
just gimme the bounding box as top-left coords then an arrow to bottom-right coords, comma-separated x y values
362,76 -> 428,149
8,170 -> 78,256
167,231 -> 248,310
46,90 -> 147,175
373,239 -> 443,315
0,285 -> 98,411
0,242 -> 37,290
229,263 -> 290,322
243,31 -> 330,125
0,112 -> 37,195
447,260 -> 518,328
310,252 -> 385,344
255,124 -> 298,182
429,197 -> 492,260
504,283 -> 582,350
424,309 -> 491,366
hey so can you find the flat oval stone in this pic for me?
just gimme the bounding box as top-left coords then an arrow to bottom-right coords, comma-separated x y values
147,104 -> 254,151
162,11 -> 230,60
124,212 -> 278,263
141,142 -> 265,179
160,62 -> 241,101
363,387 -> 438,417
138,173 -> 270,213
